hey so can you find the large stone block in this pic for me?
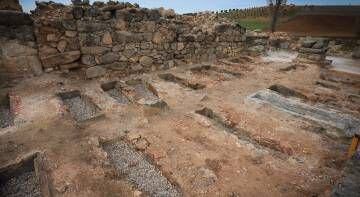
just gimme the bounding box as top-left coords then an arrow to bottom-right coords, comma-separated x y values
86,66 -> 106,79
81,55 -> 96,66
113,31 -> 134,43
77,21 -> 108,32
98,52 -> 119,64
139,56 -> 153,66
41,51 -> 81,68
81,46 -> 110,55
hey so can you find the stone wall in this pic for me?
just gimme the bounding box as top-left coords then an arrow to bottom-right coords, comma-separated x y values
0,3 -> 42,88
32,1 -> 246,78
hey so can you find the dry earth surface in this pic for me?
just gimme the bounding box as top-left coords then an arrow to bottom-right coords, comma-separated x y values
0,54 -> 359,196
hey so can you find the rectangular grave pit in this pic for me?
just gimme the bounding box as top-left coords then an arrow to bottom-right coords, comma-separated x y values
0,94 -> 13,128
250,89 -> 360,137
195,107 -> 292,157
57,90 -> 102,122
102,139 -> 180,197
0,155 -> 41,197
158,73 -> 205,90
125,79 -> 168,109
190,65 -> 242,78
101,82 -> 130,104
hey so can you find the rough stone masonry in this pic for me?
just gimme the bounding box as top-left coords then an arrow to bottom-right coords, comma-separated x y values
29,1 -> 247,79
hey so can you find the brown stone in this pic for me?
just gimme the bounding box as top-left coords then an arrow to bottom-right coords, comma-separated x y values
65,31 -> 77,38
57,40 -> 67,53
102,32 -> 113,45
80,47 -> 110,55
41,51 -> 81,68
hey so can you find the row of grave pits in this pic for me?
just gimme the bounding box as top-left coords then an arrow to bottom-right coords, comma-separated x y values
58,80 -> 168,122
0,140 -> 182,197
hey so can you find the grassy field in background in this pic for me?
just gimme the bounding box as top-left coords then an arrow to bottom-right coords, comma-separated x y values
236,18 -> 270,30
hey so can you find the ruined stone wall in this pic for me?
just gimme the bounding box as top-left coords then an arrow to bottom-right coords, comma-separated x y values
32,1 -> 246,78
0,3 -> 42,88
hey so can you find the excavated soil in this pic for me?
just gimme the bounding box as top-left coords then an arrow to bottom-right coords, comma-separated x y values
277,15 -> 358,38
0,54 -> 359,196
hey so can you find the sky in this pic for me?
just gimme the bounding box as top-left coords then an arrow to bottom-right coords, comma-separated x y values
20,0 -> 360,13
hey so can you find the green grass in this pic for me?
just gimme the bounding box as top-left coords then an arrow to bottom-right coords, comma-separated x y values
236,19 -> 270,30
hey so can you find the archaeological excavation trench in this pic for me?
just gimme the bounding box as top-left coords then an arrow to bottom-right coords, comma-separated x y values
0,94 -> 13,128
57,90 -> 102,122
125,80 -> 168,109
195,107 -> 293,157
102,139 -> 181,197
250,89 -> 360,137
190,65 -> 242,78
101,82 -> 131,104
1,0 -> 360,196
0,155 -> 41,197
158,73 -> 206,90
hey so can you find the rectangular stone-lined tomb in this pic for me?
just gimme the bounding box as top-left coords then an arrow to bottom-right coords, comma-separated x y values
125,79 -> 168,109
101,82 -> 130,104
158,73 -> 206,90
0,155 -> 41,197
103,139 -> 180,196
249,89 -> 360,137
190,64 -> 242,78
0,94 -> 13,128
57,90 -> 102,122
195,107 -> 293,157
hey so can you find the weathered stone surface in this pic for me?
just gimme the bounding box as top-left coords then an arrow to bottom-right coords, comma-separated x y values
77,21 -> 108,32
62,20 -> 77,30
86,66 -> 106,79
301,40 -> 316,48
81,46 -> 110,55
65,31 -> 77,37
1,43 -> 37,57
39,45 -> 58,57
81,55 -> 96,66
102,31 -> 113,45
312,40 -> 326,49
113,19 -> 128,30
113,31 -> 134,43
352,47 -> 360,59
299,47 -> 327,54
139,56 -> 153,66
41,51 -> 81,68
248,45 -> 265,53
59,62 -> 81,70
79,33 -> 101,46
27,56 -> 43,76
98,52 -> 119,64
152,28 -> 176,44
57,40 -> 67,53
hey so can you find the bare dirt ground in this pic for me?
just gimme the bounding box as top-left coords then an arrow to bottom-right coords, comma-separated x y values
0,54 -> 359,196
277,15 -> 358,38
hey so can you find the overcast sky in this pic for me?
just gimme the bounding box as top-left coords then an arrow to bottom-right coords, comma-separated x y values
20,0 -> 360,13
